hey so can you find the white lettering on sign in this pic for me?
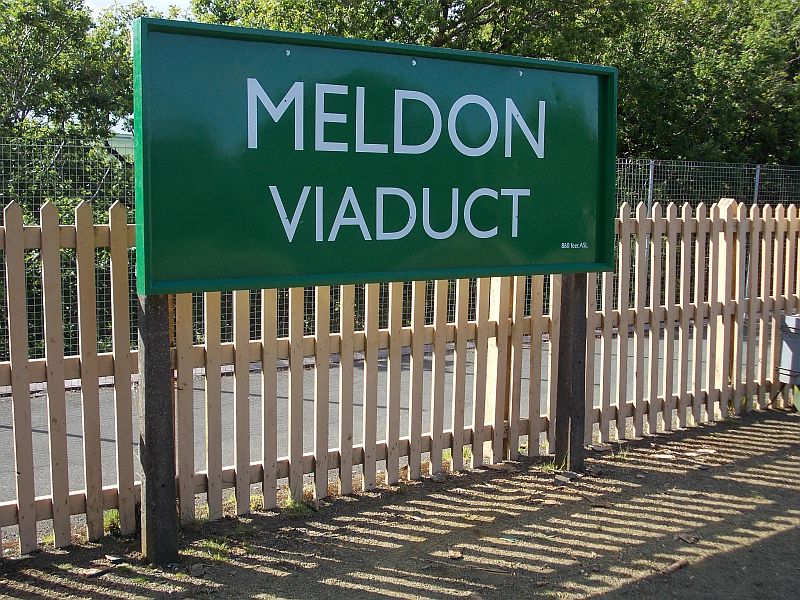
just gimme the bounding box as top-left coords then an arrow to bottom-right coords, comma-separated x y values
247,79 -> 545,157
268,185 -> 531,242
247,79 -> 304,150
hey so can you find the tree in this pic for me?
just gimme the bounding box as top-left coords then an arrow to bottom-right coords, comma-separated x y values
190,0 -> 800,164
0,0 -> 156,138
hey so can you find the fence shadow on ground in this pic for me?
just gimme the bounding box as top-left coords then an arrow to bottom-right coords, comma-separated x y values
1,409 -> 798,599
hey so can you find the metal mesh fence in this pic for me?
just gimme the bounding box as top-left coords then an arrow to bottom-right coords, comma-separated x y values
1,136 -> 800,361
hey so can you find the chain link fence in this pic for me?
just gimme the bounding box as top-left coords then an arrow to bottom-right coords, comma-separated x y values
1,136 -> 799,361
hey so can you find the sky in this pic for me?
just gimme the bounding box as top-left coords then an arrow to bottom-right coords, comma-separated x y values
86,0 -> 194,18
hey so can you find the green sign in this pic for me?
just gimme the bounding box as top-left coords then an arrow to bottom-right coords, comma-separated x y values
133,18 -> 616,294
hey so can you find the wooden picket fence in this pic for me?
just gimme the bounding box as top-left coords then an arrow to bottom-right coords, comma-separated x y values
0,198 -> 797,556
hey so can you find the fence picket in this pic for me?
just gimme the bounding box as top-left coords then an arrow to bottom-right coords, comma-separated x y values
508,276 -> 526,457
488,277 -> 511,462
758,206 -> 774,408
528,276 -> 545,454
288,287 -> 304,501
584,272 -> 598,444
745,206 -> 762,411
662,204 -> 678,431
599,268 -> 614,441
40,202 -> 71,546
786,206 -> 799,316
785,206 -> 799,320
677,203 -> 693,427
770,206 -> 787,404
315,286 -> 330,499
716,202 -> 736,417
632,203 -> 648,437
233,289 -> 251,512
451,278 -> 469,471
109,203 -> 135,535
75,201 -> 103,541
386,282 -> 403,483
175,293 -> 194,523
706,204 -> 722,421
362,283 -> 379,490
430,280 -> 448,473
471,278 -> 490,466
338,285 -> 355,493
547,275 -> 562,448
260,289 -> 277,509
205,291 -> 223,518
647,203 -> 664,434
730,203 -> 748,413
692,204 -> 709,423
4,202 -> 37,554
615,204 -> 632,438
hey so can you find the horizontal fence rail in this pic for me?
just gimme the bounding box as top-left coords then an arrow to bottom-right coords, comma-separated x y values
0,198 -> 798,556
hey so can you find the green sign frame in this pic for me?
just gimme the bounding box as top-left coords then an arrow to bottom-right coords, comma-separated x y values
133,18 -> 617,295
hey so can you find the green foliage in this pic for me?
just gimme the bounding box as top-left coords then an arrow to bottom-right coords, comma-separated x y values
191,0 -> 800,164
0,0 -> 144,138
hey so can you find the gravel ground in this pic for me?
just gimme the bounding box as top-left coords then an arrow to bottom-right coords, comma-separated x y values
1,408 -> 798,600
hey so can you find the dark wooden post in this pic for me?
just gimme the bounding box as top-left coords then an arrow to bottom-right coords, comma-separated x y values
137,294 -> 177,565
554,273 -> 587,471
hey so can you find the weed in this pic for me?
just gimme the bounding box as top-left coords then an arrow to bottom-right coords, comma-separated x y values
199,537 -> 231,561
281,497 -> 313,517
104,509 -> 121,536
40,532 -> 55,546
250,493 -> 265,512
222,494 -> 238,516
463,445 -> 473,462
541,461 -> 557,473
610,448 -> 630,461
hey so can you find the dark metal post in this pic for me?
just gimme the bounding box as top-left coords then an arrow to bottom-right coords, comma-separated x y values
554,273 -> 587,471
137,294 -> 177,565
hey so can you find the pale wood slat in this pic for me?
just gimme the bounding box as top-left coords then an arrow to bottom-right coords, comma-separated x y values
233,289 -> 251,512
487,277 -> 511,461
338,285 -> 355,494
108,202 -> 135,535
706,203 -> 722,421
662,203 -> 678,431
692,204 -> 709,423
508,276 -> 526,457
528,276 -> 545,454
770,205 -> 787,403
288,287 -> 304,501
615,204 -> 632,438
584,272 -> 598,444
408,280 -> 426,478
676,203 -> 693,427
205,291 -> 223,518
4,202 -> 37,554
632,203 -> 648,438
471,278 -> 490,467
745,206 -> 762,411
362,283 -> 379,490
599,268 -> 614,441
430,279 -> 448,473
385,282 -> 403,483
729,203 -> 748,413
75,201 -> 103,541
314,286 -> 330,499
786,206 -> 799,316
547,275 -> 562,449
40,202 -> 71,546
175,293 -> 195,523
647,203 -> 663,434
714,201 -> 736,417
758,206 -> 774,408
451,278 -> 469,471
